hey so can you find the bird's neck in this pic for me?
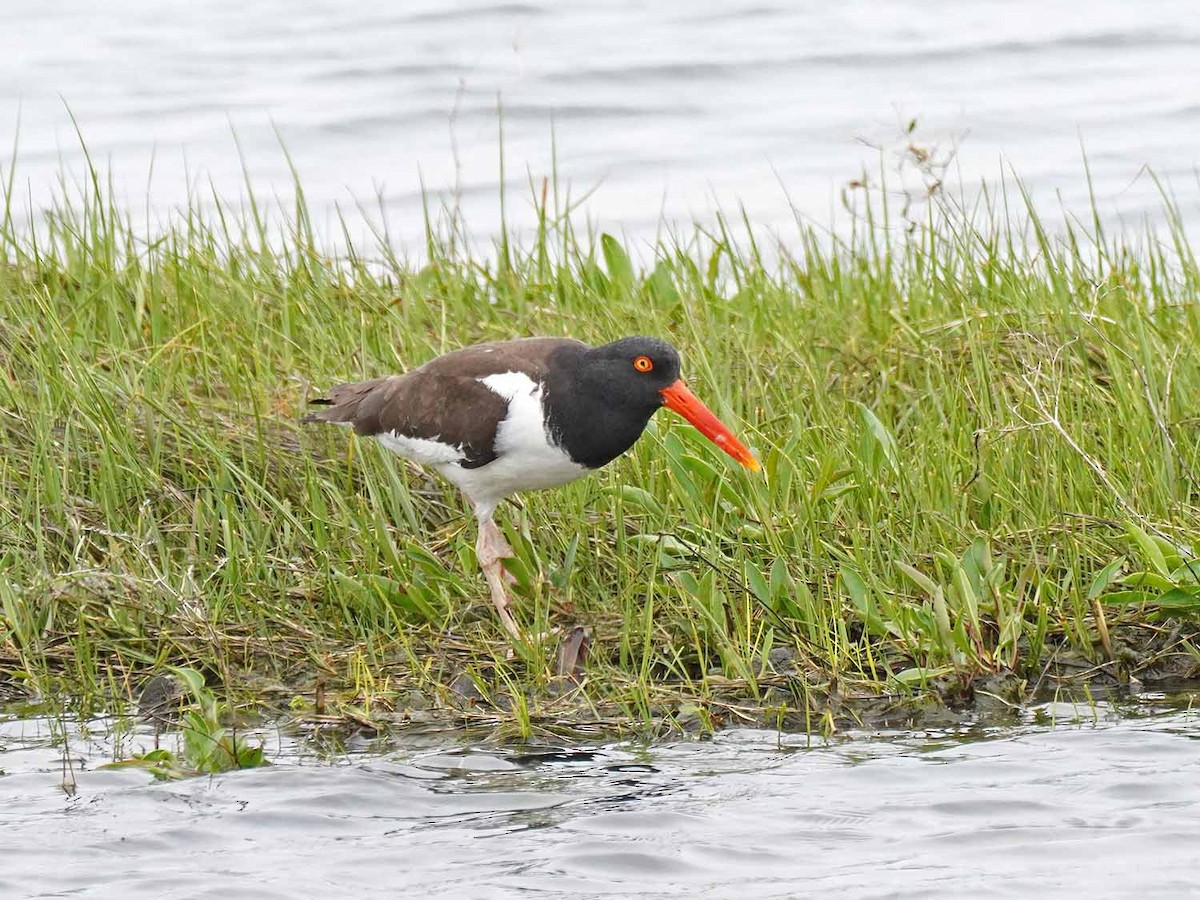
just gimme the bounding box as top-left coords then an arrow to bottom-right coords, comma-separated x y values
544,363 -> 659,469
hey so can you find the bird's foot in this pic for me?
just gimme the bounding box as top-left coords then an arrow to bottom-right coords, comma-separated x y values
477,520 -> 521,638
482,561 -> 521,640
477,518 -> 513,558
477,519 -> 518,585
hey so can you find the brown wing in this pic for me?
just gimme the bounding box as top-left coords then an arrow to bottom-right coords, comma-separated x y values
412,337 -> 585,381
302,337 -> 586,469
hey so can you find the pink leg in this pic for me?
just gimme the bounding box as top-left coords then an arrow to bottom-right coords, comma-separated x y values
467,500 -> 515,582
476,516 -> 520,638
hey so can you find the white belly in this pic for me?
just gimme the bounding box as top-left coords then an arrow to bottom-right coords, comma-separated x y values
376,430 -> 465,467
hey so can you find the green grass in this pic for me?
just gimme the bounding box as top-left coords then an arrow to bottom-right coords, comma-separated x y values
3,158 -> 1200,737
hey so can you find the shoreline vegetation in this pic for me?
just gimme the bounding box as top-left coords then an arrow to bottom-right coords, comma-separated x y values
3,158 -> 1200,747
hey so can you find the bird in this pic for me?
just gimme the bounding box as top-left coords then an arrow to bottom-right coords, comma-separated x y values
303,335 -> 759,638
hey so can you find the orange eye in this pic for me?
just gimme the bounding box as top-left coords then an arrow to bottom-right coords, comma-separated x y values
633,355 -> 654,372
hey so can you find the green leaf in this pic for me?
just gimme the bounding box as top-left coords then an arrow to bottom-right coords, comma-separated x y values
840,566 -> 889,636
854,402 -> 901,478
951,562 -> 980,630
932,589 -> 953,648
896,561 -> 940,598
581,259 -> 610,296
744,562 -> 770,604
168,666 -> 205,698
840,566 -> 869,611
1086,557 -> 1125,600
630,533 -> 697,557
705,245 -> 723,287
101,749 -> 190,781
1169,560 -> 1200,584
601,234 -> 635,293
645,262 -> 679,303
1123,571 -> 1177,592
892,665 -> 954,686
234,745 -> 268,769
365,572 -> 439,621
663,438 -> 704,508
961,538 -> 993,582
809,464 -> 856,502
1151,587 -> 1200,611
1153,536 -> 1186,573
675,571 -> 700,596
1125,521 -> 1170,578
605,484 -> 664,517
1101,589 -> 1158,607
769,557 -> 794,600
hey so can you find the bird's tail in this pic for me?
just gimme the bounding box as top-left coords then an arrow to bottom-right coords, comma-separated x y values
300,395 -> 337,424
301,377 -> 390,427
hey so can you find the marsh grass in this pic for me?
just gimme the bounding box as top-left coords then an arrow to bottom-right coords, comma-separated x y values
3,152 -> 1200,738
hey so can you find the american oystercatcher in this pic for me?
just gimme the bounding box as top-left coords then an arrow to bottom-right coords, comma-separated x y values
304,336 -> 759,637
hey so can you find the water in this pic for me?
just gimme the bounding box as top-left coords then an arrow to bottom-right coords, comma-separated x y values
3,697 -> 1199,897
3,0 -> 1199,250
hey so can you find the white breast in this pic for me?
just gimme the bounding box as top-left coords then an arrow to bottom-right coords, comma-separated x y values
442,371 -> 588,516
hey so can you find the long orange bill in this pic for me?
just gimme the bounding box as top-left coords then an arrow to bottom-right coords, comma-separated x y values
660,379 -> 760,472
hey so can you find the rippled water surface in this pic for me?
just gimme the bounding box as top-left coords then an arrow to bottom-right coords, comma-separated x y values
3,0 -> 1199,245
3,698 -> 1199,898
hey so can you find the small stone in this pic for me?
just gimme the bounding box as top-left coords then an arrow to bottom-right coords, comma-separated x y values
768,646 -> 797,673
449,673 -> 483,704
137,674 -> 184,725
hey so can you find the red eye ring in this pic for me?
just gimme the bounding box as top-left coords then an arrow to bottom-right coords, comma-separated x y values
633,355 -> 654,372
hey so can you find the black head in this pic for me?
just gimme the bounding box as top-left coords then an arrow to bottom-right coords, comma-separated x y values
579,336 -> 681,412
543,336 -> 682,468
545,334 -> 760,473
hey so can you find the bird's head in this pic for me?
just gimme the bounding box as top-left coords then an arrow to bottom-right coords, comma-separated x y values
586,336 -> 760,471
